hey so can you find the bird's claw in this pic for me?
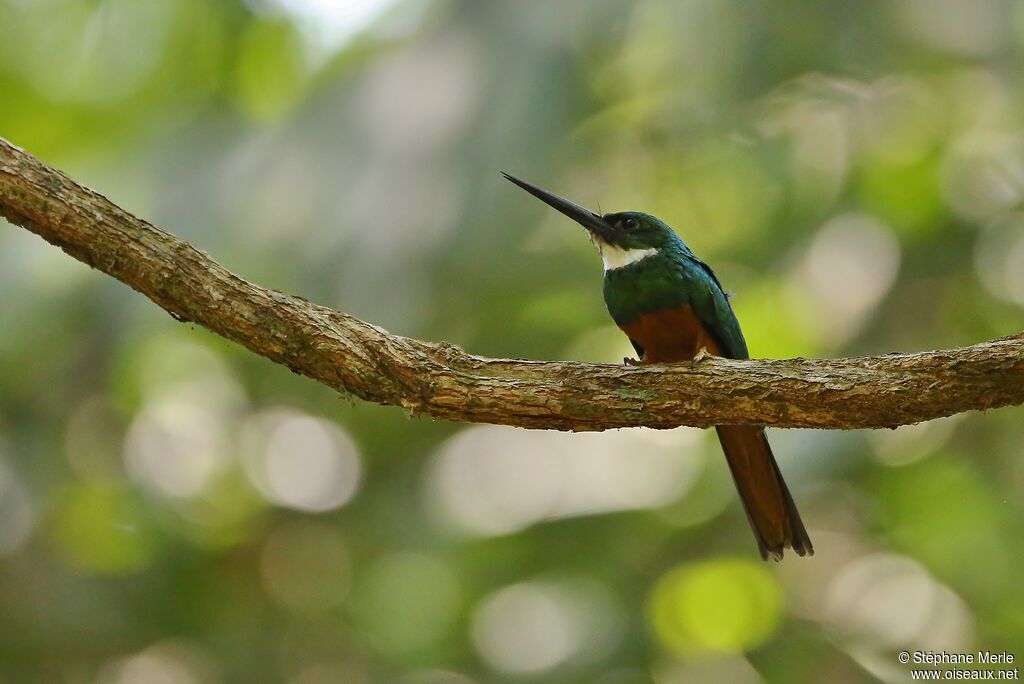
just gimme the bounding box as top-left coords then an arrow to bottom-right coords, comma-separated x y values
691,346 -> 712,368
623,356 -> 642,367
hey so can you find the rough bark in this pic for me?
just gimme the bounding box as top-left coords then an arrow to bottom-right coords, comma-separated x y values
1,136 -> 1022,431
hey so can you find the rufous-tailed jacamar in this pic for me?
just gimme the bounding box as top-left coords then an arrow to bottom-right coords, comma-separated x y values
504,173 -> 813,561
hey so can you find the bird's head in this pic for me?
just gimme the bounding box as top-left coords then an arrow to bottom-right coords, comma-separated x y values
503,173 -> 682,260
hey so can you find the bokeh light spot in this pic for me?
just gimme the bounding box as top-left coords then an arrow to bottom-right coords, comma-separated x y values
472,583 -> 579,675
797,213 -> 901,346
241,409 -> 361,512
350,552 -> 461,656
124,336 -> 248,420
868,414 -> 962,466
124,398 -> 229,499
96,640 -> 219,684
471,579 -> 623,676
648,558 -> 782,654
825,553 -> 974,652
427,426 -> 701,537
48,482 -> 159,574
974,213 -> 1024,306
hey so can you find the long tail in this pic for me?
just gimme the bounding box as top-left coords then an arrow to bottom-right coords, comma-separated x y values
715,425 -> 813,561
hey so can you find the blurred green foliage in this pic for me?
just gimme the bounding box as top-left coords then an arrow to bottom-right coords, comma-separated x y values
2,0 -> 1023,682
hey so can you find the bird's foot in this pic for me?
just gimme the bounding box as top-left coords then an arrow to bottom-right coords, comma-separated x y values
623,356 -> 642,367
691,346 -> 712,369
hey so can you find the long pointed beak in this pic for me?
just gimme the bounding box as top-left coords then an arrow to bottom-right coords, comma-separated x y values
502,172 -> 616,242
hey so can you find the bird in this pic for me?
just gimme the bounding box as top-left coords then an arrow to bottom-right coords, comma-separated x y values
503,172 -> 812,561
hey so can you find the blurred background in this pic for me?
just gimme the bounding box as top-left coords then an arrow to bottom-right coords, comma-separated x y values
1,0 -> 1023,682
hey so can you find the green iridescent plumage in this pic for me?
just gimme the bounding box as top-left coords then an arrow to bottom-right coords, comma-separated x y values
600,211 -> 749,360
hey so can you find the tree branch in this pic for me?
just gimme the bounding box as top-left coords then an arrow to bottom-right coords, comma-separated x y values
1,136 -> 1022,431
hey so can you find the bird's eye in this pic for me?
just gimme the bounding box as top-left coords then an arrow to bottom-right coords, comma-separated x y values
622,218 -> 638,230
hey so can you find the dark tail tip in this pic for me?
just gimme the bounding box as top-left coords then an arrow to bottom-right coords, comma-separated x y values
757,482 -> 813,562
759,529 -> 813,562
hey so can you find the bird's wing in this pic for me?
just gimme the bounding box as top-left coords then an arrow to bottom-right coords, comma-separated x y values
685,256 -> 749,360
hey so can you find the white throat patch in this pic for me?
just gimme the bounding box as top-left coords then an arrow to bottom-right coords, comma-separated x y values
599,244 -> 658,271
